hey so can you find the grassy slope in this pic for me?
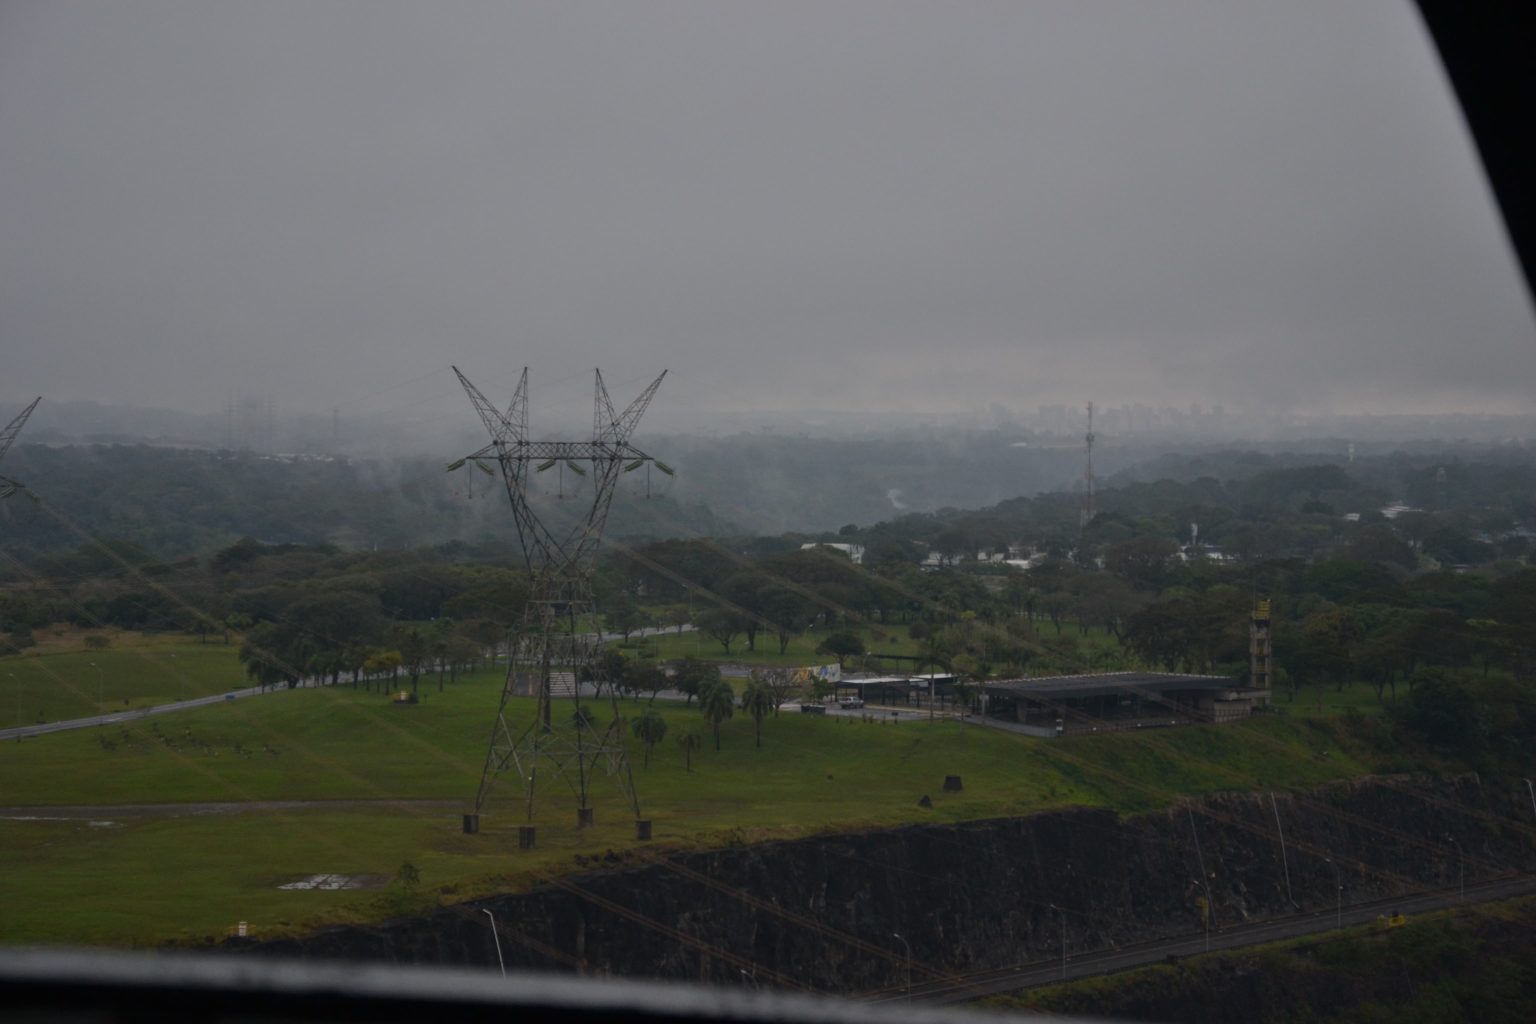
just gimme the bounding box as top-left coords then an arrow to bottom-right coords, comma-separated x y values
3,635 -> 248,724
0,655 -> 1380,946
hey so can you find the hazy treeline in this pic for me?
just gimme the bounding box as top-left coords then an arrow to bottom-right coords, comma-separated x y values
4,445 -> 1533,761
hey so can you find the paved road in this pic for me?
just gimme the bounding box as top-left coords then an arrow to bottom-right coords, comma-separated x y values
869,874 -> 1536,1006
0,681 -> 300,742
0,799 -> 459,819
1,624 -> 700,743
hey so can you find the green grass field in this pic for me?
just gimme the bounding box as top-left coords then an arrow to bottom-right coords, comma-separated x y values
0,649 -> 1385,947
1,637 -> 248,725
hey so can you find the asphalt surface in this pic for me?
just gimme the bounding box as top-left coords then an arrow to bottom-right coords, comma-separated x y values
0,681 -> 286,741
0,624 -> 698,743
869,874 -> 1536,1006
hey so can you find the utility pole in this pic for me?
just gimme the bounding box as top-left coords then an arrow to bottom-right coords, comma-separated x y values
453,368 -> 667,840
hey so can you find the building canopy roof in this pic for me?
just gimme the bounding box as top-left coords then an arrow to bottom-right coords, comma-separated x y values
983,671 -> 1252,702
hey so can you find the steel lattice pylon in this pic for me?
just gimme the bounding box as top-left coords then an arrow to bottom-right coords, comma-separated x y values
452,367 -> 665,834
0,397 -> 42,499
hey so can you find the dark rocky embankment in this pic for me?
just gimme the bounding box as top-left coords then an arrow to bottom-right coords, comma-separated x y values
995,897 -> 1536,1023
240,775 -> 1536,993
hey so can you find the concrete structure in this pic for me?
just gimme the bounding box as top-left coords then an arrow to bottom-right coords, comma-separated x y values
835,673 -> 959,707
981,672 -> 1269,738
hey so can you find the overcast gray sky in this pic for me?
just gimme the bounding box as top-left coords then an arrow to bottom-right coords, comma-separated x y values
2,0 -> 1532,429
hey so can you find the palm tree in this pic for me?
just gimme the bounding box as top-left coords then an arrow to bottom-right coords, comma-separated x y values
631,709 -> 668,768
676,728 -> 703,773
740,679 -> 774,748
698,678 -> 735,751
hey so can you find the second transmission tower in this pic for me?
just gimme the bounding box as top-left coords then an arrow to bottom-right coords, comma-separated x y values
1079,401 -> 1096,529
453,367 -> 666,844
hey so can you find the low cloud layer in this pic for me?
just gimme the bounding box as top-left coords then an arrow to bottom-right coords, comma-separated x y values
2,1 -> 1532,427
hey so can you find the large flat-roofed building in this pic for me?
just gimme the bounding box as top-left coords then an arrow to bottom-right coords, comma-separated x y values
982,672 -> 1269,737
834,673 -> 958,706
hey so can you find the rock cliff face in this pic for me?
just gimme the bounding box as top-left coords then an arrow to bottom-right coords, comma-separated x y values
242,775 -> 1535,993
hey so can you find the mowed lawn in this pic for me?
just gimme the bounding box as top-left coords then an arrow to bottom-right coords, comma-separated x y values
0,663 -> 1377,947
2,638 -> 249,724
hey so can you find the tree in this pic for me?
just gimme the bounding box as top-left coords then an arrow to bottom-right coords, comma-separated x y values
721,572 -> 773,651
749,666 -> 798,714
628,660 -> 670,704
238,624 -> 293,690
1103,536 -> 1181,592
593,648 -> 629,698
816,630 -> 866,670
698,678 -> 735,751
670,656 -> 719,705
760,582 -> 812,654
391,625 -> 430,696
663,604 -> 691,636
604,592 -> 646,641
363,649 -> 403,690
1395,669 -> 1486,756
740,678 -> 774,747
630,709 -> 668,768
697,607 -> 748,655
676,728 -> 703,773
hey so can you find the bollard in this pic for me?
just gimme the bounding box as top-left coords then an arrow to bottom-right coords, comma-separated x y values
462,813 -> 480,835
635,819 -> 653,841
518,826 -> 536,849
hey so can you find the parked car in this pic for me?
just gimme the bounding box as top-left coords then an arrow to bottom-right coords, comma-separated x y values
838,697 -> 864,709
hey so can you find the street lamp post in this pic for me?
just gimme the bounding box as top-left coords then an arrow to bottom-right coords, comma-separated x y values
480,909 -> 505,978
891,932 -> 911,999
1447,835 -> 1463,900
1049,906 -> 1067,978
1190,883 -> 1210,952
1326,858 -> 1342,930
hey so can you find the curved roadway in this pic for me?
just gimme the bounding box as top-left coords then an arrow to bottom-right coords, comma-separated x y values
870,874 -> 1536,1005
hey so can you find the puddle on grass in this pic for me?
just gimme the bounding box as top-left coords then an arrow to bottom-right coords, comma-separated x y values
277,874 -> 385,891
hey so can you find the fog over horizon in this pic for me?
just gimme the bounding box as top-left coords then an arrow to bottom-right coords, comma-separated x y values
3,0 -> 1534,432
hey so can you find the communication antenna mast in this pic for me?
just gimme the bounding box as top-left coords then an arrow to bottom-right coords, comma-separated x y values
1079,401 -> 1096,529
0,397 -> 42,499
450,367 -> 667,843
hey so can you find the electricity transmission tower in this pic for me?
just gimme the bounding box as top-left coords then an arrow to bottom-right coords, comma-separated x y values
0,397 -> 42,499
1079,401 -> 1096,529
452,367 -> 666,842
